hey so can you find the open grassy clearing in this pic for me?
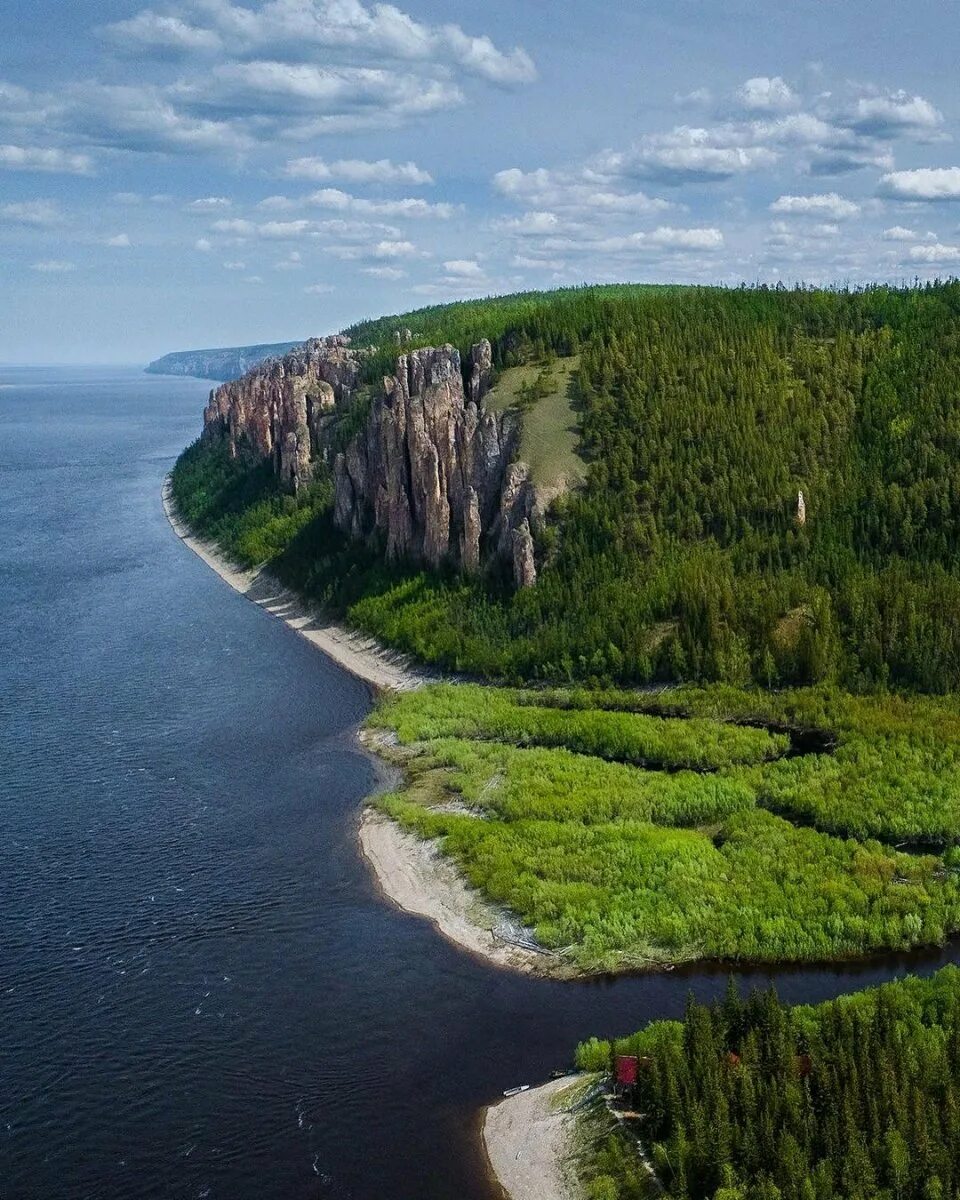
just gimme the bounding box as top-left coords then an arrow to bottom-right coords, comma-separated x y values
367,683 -> 960,971
484,356 -> 586,492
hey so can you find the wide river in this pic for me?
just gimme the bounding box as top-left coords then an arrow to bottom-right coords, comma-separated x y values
4,365 -> 960,1200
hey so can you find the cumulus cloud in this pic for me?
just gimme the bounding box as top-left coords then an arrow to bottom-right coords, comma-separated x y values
736,76 -> 798,113
882,225 -> 918,241
442,258 -> 484,277
847,92 -> 942,139
195,237 -> 212,251
904,242 -> 960,264
303,282 -> 335,293
770,192 -> 860,218
493,166 -> 671,215
607,127 -> 778,185
179,60 -> 462,129
0,143 -> 94,174
879,167 -> 960,201
102,1 -> 537,86
1,199 -> 63,226
283,156 -> 433,184
105,233 -> 131,246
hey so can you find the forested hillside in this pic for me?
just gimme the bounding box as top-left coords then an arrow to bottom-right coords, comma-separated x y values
577,966 -> 960,1200
173,281 -> 960,692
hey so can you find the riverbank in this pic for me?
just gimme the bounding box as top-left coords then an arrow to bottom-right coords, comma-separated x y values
482,1076 -> 586,1200
162,476 -> 425,693
357,806 -> 573,977
164,476 -> 562,979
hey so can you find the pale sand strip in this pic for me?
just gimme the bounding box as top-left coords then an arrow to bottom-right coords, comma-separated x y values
162,476 -> 424,693
357,808 -> 560,975
482,1076 -> 585,1200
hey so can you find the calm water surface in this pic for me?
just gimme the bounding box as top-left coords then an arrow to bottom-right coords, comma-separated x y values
3,365 -> 960,1200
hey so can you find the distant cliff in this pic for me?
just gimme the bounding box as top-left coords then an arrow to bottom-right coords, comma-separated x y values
201,334 -> 539,588
146,341 -> 302,382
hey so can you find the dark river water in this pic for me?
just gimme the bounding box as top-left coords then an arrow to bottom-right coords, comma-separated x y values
4,365 -> 960,1200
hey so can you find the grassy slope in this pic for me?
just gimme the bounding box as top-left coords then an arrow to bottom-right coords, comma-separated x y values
483,356 -> 586,491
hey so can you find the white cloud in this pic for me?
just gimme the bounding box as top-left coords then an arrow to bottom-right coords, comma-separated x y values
104,1 -> 537,87
257,219 -> 313,238
187,196 -> 232,212
442,258 -> 484,278
493,167 -> 670,215
105,233 -> 131,246
283,156 -> 433,184
736,76 -> 798,113
102,11 -> 222,53
879,167 -> 960,201
882,225 -> 918,241
647,225 -> 724,248
30,259 -> 76,272
770,192 -> 860,218
211,218 -> 255,235
195,237 -> 212,251
305,188 -> 454,218
0,144 -> 94,174
222,260 -> 246,269
496,210 -> 562,235
303,282 -> 335,294
905,241 -> 960,264
184,60 -> 462,127
371,239 -> 417,258
609,127 -> 778,184
1,199 -> 63,226
848,92 -> 942,138
361,265 -> 406,279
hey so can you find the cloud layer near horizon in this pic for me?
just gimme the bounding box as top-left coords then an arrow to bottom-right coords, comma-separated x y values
3,2 -> 960,360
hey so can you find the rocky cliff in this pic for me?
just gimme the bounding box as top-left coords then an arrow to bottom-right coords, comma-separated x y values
202,335 -> 538,587
146,340 -> 302,381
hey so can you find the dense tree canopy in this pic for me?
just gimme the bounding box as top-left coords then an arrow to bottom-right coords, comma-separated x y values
577,966 -> 960,1200
174,281 -> 960,692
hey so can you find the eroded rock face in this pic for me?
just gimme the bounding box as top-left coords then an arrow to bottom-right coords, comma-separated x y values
333,342 -> 537,585
202,335 -> 363,491
203,334 -> 539,587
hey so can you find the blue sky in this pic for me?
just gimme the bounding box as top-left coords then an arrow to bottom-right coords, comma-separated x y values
2,0 -> 959,362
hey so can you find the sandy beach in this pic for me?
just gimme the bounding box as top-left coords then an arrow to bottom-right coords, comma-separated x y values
482,1076 -> 586,1200
357,808 -> 566,975
162,476 -> 425,693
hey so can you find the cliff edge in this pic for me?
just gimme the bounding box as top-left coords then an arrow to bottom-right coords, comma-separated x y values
200,334 -> 540,588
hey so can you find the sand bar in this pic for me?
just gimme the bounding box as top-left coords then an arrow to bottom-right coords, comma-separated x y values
482,1076 -> 585,1200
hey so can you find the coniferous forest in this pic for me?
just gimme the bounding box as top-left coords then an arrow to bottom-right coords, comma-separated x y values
174,281 -> 960,693
577,967 -> 960,1200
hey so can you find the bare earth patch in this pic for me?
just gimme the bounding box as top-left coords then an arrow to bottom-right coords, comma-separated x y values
482,1076 -> 586,1200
